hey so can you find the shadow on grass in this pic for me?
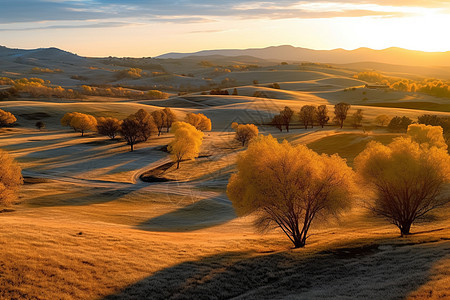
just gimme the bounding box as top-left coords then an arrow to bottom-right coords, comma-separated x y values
24,187 -> 136,207
136,196 -> 236,232
103,239 -> 450,299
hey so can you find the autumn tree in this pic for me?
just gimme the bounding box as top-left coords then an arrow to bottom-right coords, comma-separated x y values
280,106 -> 294,132
97,117 -> 122,139
298,105 -> 317,129
163,107 -> 176,133
185,113 -> 212,131
271,114 -> 284,132
355,136 -> 450,236
151,110 -> 167,136
0,149 -> 23,206
134,109 -> 156,141
374,115 -> 391,127
0,109 -> 17,127
120,117 -> 141,152
61,112 -> 76,131
351,109 -> 364,128
232,88 -> 238,95
334,102 -> 351,128
407,124 -> 447,149
168,122 -> 204,169
234,123 -> 259,146
227,135 -> 355,248
316,105 -> 329,128
388,116 -> 413,132
61,112 -> 97,136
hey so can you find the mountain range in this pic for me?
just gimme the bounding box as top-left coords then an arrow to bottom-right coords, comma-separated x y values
157,45 -> 450,67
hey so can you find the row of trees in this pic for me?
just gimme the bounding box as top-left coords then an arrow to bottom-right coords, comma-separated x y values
60,109 -> 211,152
227,124 -> 450,248
270,103 -> 362,131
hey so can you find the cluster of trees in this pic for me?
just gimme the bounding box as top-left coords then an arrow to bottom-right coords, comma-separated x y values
60,109 -> 211,153
31,67 -> 63,74
81,85 -> 167,100
0,109 -> 17,127
228,124 -> 450,247
271,103 -> 360,131
354,71 -> 450,98
231,123 -> 259,146
209,89 -> 229,95
115,68 -> 145,79
1,77 -> 83,99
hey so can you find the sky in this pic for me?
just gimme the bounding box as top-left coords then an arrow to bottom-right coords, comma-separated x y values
1,0 -> 450,57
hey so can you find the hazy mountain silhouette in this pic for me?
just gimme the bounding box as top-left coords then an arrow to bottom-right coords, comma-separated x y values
157,45 -> 450,67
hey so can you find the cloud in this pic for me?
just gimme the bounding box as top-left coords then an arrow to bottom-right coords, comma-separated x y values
0,0 -> 448,27
0,22 -> 131,32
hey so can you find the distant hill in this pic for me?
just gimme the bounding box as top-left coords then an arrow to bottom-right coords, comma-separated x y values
157,45 -> 450,67
0,46 -> 88,66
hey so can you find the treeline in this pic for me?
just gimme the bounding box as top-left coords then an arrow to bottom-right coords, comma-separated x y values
81,86 -> 168,100
270,103 -> 363,131
354,71 -> 450,98
60,108 -> 212,152
0,77 -> 83,99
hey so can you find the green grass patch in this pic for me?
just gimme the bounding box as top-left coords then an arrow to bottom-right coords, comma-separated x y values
307,133 -> 401,166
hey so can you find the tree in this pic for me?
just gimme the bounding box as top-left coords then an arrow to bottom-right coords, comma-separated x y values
387,116 -> 413,132
407,124 -> 447,149
334,102 -> 351,128
134,109 -> 156,141
68,113 -> 97,136
298,105 -> 317,129
374,115 -> 391,127
417,114 -> 442,127
0,109 -> 17,127
354,137 -> 450,236
97,117 -> 121,139
280,106 -> 294,132
120,117 -> 141,152
35,121 -> 45,131
234,124 -> 259,146
185,113 -> 212,131
351,109 -> 364,128
151,110 -> 167,136
0,149 -> 23,206
232,88 -> 238,95
227,135 -> 355,248
316,105 -> 329,128
61,112 -> 76,131
168,122 -> 204,169
163,107 -> 176,133
271,115 -> 284,132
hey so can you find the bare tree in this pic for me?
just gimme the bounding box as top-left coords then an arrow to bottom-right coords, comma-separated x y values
280,106 -> 294,132
334,102 -> 351,129
316,105 -> 330,128
298,105 -> 317,129
120,118 -> 141,152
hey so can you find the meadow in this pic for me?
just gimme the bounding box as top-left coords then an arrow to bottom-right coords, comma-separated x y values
0,50 -> 449,299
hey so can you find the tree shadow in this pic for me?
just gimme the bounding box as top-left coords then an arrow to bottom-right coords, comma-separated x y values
136,196 -> 236,232
103,239 -> 450,299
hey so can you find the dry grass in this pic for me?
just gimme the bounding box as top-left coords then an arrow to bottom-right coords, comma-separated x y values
1,68 -> 450,298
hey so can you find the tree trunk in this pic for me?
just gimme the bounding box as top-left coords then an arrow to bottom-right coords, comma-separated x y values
81,131 -> 84,137
130,143 -> 134,152
400,222 -> 412,237
286,124 -> 289,132
177,160 -> 180,169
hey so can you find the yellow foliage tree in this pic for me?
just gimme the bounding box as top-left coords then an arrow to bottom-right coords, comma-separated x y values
168,122 -> 204,169
61,112 -> 97,136
355,137 -> 450,236
234,123 -> 259,146
0,109 -> 17,127
0,149 -> 23,206
185,113 -> 212,131
227,135 -> 355,248
407,124 -> 447,150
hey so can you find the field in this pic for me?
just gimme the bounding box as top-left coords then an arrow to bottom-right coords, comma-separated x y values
1,53 -> 449,299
